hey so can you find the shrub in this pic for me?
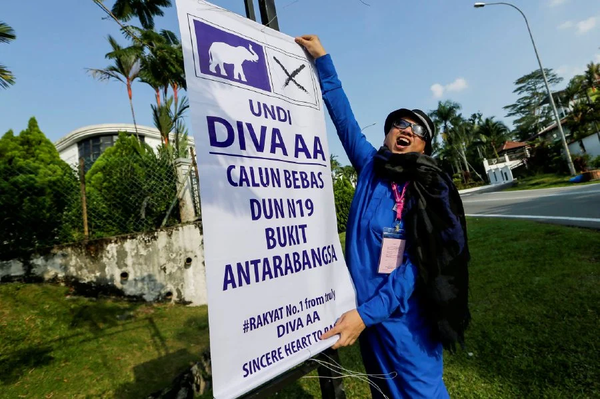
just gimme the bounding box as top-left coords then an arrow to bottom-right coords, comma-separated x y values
572,154 -> 591,173
85,132 -> 180,238
0,118 -> 80,260
590,155 -> 600,169
333,177 -> 355,233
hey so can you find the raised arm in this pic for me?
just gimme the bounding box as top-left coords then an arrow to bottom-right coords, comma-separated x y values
295,35 -> 376,173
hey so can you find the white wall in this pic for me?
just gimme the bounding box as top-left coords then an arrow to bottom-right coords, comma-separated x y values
0,223 -> 207,305
144,136 -> 163,151
483,158 -> 515,185
569,134 -> 600,158
59,144 -> 79,166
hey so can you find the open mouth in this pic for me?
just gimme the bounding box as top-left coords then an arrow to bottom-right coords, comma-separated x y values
396,136 -> 412,149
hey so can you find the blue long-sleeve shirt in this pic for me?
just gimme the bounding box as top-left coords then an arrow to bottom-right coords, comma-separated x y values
316,53 -> 448,399
316,55 -> 418,327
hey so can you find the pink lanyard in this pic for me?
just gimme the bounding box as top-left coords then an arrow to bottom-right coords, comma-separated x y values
391,182 -> 408,221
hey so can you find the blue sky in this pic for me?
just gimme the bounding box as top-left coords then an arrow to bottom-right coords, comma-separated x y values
2,0 -> 599,165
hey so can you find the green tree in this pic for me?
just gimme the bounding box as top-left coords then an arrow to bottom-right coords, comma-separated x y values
330,154 -> 342,181
478,117 -> 511,159
430,100 -> 461,145
110,0 -> 172,30
85,132 -> 180,237
87,35 -> 142,133
503,68 -> 563,140
583,62 -> 600,93
333,178 -> 354,233
0,21 -> 16,89
563,64 -> 600,143
0,118 -> 79,261
340,165 -> 357,187
129,28 -> 186,103
151,95 -> 189,156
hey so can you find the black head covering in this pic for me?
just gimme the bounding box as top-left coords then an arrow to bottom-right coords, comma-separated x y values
384,108 -> 435,155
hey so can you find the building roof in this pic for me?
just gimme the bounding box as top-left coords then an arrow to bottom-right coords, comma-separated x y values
499,141 -> 528,152
526,117 -> 570,141
54,123 -> 194,152
537,90 -> 568,107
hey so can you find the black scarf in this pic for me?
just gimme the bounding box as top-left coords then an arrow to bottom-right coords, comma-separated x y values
374,146 -> 470,351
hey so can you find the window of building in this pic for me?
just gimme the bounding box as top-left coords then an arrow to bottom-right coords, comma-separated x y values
77,134 -> 145,171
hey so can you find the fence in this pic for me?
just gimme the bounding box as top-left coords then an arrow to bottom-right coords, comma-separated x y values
0,154 -> 201,260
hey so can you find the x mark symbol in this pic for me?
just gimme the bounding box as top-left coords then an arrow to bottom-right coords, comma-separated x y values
272,56 -> 308,93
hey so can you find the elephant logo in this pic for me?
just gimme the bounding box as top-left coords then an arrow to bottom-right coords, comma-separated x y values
208,42 -> 259,82
194,20 -> 271,92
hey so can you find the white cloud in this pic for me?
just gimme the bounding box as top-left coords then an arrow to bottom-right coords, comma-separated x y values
577,17 -> 596,35
446,78 -> 468,92
430,83 -> 445,99
595,54 -> 600,63
431,78 -> 468,98
558,21 -> 573,30
549,0 -> 568,7
556,64 -> 587,79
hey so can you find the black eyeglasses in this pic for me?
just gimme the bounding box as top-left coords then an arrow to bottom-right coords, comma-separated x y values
392,119 -> 428,140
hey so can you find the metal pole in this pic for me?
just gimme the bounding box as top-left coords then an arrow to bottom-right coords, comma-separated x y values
78,158 -> 89,240
477,2 -> 577,175
244,0 -> 256,21
317,349 -> 347,399
258,0 -> 279,31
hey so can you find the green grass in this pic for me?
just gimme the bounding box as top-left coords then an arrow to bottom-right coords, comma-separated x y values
2,219 -> 599,398
506,173 -> 600,191
282,219 -> 600,398
0,287 -> 209,398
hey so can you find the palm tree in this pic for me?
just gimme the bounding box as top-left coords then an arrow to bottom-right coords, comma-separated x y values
478,117 -> 510,159
0,22 -> 16,89
110,0 -> 172,29
151,95 -> 189,150
132,28 -> 185,105
430,100 -> 461,143
449,119 -> 484,181
139,59 -> 163,107
564,66 -> 600,141
87,35 -> 142,133
584,62 -> 600,93
119,27 -> 185,108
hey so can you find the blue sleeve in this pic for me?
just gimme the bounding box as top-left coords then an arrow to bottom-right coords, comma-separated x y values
315,54 -> 376,173
356,259 -> 418,327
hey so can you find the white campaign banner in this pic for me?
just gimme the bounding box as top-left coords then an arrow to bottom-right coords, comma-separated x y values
175,1 -> 357,398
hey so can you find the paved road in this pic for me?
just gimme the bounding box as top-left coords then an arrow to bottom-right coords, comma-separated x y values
461,183 -> 600,229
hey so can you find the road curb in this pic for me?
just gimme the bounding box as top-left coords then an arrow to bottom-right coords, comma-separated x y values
459,182 -> 515,195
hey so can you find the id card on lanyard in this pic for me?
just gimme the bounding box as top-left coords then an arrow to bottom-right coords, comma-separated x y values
378,182 -> 408,274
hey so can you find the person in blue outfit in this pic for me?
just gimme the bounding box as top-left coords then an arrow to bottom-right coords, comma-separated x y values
295,35 -> 471,398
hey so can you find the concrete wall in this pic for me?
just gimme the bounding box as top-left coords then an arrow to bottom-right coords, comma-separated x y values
483,156 -> 516,185
486,165 -> 513,185
569,134 -> 600,158
0,223 -> 207,305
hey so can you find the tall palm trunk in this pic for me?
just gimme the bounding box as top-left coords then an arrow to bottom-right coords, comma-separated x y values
127,79 -> 139,135
172,83 -> 178,109
155,88 -> 161,107
462,151 -> 469,172
491,140 -> 500,159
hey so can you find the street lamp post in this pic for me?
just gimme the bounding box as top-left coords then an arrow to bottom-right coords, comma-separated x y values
474,2 -> 577,176
360,122 -> 377,132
